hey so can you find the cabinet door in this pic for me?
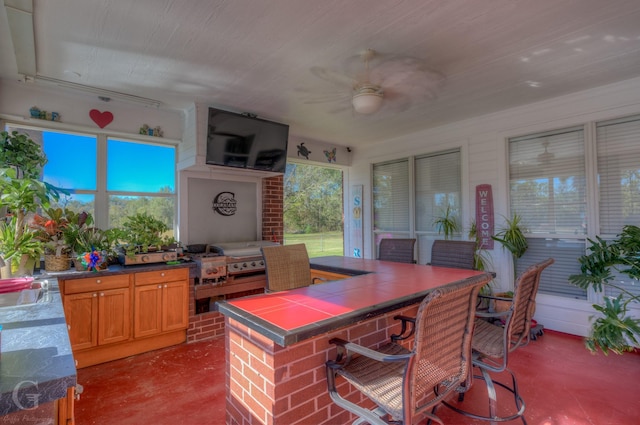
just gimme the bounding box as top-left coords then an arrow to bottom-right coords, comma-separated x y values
98,288 -> 131,345
134,284 -> 163,338
64,292 -> 98,351
162,280 -> 189,332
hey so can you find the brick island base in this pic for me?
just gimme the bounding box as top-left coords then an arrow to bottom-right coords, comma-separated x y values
224,304 -> 419,425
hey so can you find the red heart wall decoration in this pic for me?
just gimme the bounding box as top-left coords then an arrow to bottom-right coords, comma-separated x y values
89,109 -> 114,128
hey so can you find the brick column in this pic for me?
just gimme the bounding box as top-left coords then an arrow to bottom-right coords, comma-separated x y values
262,175 -> 283,244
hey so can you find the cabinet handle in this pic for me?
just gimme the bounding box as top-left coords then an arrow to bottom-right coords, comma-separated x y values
92,293 -> 97,297
100,292 -> 104,297
96,279 -> 101,284
158,285 -> 162,289
161,272 -> 165,277
163,284 -> 167,288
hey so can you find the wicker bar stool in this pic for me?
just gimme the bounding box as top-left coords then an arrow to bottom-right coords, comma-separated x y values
326,273 -> 492,425
444,258 -> 555,425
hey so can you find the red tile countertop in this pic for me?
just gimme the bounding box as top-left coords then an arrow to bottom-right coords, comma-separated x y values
216,256 -> 491,346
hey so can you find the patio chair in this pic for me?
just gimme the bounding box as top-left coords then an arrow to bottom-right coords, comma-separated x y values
378,238 -> 416,264
261,244 -> 315,292
446,257 -> 555,424
429,239 -> 477,270
326,273 -> 491,425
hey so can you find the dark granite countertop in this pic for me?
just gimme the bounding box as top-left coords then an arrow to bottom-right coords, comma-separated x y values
44,260 -> 196,281
0,278 -> 76,416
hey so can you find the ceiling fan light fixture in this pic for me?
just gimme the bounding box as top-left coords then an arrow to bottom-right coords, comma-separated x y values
352,84 -> 383,114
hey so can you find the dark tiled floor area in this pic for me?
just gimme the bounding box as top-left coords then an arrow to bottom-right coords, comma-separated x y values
75,330 -> 640,425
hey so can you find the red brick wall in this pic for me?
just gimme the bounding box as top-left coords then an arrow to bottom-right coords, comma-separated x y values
262,175 -> 284,244
187,175 -> 284,342
225,304 -> 420,425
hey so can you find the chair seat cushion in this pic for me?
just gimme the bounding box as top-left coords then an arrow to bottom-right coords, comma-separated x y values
472,318 -> 505,358
336,342 -> 457,419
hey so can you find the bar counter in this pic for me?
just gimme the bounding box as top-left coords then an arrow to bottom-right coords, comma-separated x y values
217,256 -> 491,425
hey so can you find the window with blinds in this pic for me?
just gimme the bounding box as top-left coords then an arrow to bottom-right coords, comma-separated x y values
372,150 -> 461,262
509,126 -> 587,299
595,115 -> 640,300
373,159 -> 410,233
415,150 -> 461,233
596,115 -> 640,236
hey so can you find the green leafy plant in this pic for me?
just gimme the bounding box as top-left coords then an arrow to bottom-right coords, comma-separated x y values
0,130 -> 48,179
568,225 -> 640,355
121,212 -> 169,252
433,205 -> 459,240
492,212 -> 528,281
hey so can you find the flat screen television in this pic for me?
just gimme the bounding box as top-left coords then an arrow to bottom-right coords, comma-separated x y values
205,108 -> 289,173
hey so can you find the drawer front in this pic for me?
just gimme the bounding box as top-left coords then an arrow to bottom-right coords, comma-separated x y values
64,274 -> 130,294
135,268 -> 188,286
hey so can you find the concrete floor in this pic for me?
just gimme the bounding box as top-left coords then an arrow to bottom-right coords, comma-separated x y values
75,330 -> 640,424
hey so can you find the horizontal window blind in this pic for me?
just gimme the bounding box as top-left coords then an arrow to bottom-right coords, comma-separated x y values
509,126 -> 586,235
373,159 -> 409,232
596,115 -> 640,236
415,150 -> 461,232
518,238 -> 587,300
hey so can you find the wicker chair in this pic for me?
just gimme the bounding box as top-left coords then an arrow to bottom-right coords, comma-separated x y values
446,258 -> 555,424
261,244 -> 314,292
326,273 -> 492,425
430,240 -> 477,270
378,238 -> 416,264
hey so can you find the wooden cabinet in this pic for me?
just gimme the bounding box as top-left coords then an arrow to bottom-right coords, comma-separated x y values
134,268 -> 189,338
59,266 -> 189,368
63,275 -> 130,351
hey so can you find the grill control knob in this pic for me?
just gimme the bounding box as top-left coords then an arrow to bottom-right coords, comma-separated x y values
233,264 -> 239,269
242,262 -> 248,268
141,255 -> 150,262
251,262 -> 256,266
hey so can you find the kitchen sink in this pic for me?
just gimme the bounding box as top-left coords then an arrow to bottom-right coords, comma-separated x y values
0,278 -> 49,308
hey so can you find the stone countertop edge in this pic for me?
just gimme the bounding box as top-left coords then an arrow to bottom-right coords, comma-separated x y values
0,278 -> 75,416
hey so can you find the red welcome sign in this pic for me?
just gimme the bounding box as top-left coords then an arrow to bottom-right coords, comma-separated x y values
475,184 -> 494,250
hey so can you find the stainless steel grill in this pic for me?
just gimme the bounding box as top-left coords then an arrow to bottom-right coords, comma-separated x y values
209,241 -> 279,275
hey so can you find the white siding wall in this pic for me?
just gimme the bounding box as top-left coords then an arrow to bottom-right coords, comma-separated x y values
347,76 -> 640,336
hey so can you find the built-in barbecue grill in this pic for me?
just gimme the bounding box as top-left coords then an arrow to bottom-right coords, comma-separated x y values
209,240 -> 279,275
192,241 -> 278,312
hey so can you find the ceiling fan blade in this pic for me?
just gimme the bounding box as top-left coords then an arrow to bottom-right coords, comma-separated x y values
309,66 -> 356,88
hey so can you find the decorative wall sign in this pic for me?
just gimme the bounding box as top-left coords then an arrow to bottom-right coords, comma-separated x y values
212,191 -> 237,216
297,142 -> 311,159
350,185 -> 363,258
324,147 -> 337,163
475,184 -> 494,249
89,109 -> 114,128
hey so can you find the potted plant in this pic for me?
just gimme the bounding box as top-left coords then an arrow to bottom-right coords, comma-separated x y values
569,225 -> 640,355
433,205 -> 459,240
0,131 -> 62,276
31,207 -> 73,271
72,227 -> 109,271
121,212 -> 169,254
0,216 -> 43,276
492,212 -> 528,282
490,212 -> 528,312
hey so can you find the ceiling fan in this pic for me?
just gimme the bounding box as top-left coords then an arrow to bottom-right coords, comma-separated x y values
303,49 -> 444,115
537,140 -> 555,163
